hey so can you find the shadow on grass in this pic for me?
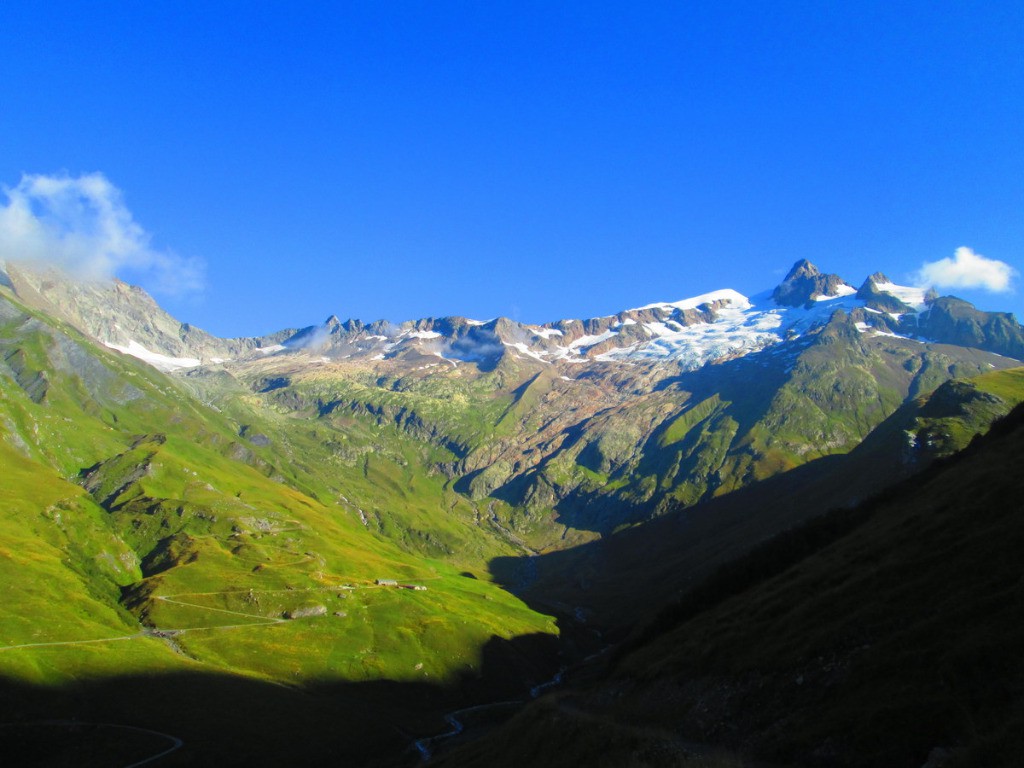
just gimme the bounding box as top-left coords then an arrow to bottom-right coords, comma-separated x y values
474,402 -> 1024,768
0,631 -> 560,768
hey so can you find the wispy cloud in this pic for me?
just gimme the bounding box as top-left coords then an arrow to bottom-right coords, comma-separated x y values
916,246 -> 1016,293
0,172 -> 204,296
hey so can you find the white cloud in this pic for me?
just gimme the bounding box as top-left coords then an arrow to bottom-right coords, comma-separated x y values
916,246 -> 1016,293
0,172 -> 204,296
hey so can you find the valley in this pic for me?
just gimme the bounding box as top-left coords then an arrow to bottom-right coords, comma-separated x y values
2,258 -> 1024,765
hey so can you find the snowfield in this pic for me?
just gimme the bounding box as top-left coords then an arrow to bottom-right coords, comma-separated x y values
105,340 -> 201,372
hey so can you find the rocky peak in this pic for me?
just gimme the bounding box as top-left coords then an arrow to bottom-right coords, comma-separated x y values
772,260 -> 851,308
912,296 -> 1024,359
783,259 -> 821,281
856,275 -> 915,314
410,316 -> 477,337
864,271 -> 890,285
2,260 -> 292,367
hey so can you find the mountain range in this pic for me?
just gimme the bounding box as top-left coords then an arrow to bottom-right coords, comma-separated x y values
1,256 -> 1023,766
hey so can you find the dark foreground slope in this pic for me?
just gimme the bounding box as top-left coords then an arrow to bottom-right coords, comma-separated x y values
440,402 -> 1024,768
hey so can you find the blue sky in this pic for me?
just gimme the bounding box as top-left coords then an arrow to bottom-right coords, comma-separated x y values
1,2 -> 1022,337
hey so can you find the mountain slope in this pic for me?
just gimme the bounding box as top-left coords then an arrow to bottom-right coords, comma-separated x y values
2,261 -> 291,368
6,257 -> 1023,552
495,365 -> 1024,644
437,399 -> 1024,768
203,309 -> 1017,547
0,287 -> 560,764
3,256 -> 1024,764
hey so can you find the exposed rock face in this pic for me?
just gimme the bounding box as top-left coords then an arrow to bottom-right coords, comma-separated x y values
8,257 -> 1024,379
772,259 -> 852,307
3,261 -> 292,365
856,273 -> 917,314
284,605 -> 327,619
909,297 -> 1024,358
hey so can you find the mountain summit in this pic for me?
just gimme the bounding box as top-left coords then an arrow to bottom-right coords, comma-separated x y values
5,258 -> 1024,375
771,258 -> 856,307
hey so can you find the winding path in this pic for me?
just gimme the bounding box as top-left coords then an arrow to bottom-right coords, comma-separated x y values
0,720 -> 183,768
0,584 -> 376,652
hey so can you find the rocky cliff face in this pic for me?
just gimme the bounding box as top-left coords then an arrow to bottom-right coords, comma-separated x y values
2,261 -> 291,368
772,259 -> 855,307
9,257 -> 1023,375
911,296 -> 1024,358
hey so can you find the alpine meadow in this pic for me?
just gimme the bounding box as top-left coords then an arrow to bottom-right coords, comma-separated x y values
3,3 -> 1023,766
3,254 -> 1024,766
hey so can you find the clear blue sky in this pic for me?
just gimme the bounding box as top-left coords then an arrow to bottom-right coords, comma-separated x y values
2,2 -> 1022,337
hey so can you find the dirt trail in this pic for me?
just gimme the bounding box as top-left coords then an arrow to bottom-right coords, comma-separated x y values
0,584 -> 376,651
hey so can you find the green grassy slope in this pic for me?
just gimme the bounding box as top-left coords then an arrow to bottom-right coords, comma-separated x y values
0,292 -> 559,763
5,277 -> 1024,765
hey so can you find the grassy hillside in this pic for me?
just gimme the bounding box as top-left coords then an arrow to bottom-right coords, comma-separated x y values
443,398 -> 1024,767
0,292 -> 559,764
5,273 -> 1024,766
493,364 -> 1024,640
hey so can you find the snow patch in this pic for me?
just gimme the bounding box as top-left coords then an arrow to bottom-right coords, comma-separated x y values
597,300 -> 784,368
569,329 -> 618,349
105,340 -> 200,372
856,321 -> 921,342
532,327 -> 563,338
634,288 -> 751,313
814,284 -> 857,300
876,282 -> 928,312
503,341 -> 551,363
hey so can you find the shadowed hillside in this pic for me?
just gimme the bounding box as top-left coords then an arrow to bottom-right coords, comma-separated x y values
442,401 -> 1024,767
0,631 -> 560,767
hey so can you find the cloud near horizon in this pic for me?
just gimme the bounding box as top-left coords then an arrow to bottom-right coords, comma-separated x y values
916,247 -> 1016,293
0,172 -> 204,296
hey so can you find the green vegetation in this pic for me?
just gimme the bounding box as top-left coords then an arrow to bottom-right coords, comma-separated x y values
0,293 -> 560,763
611,403 -> 1024,766
4,278 -> 1024,766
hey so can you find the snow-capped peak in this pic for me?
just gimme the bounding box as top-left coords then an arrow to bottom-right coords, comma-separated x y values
634,288 -> 752,313
24,255 -> 1015,377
